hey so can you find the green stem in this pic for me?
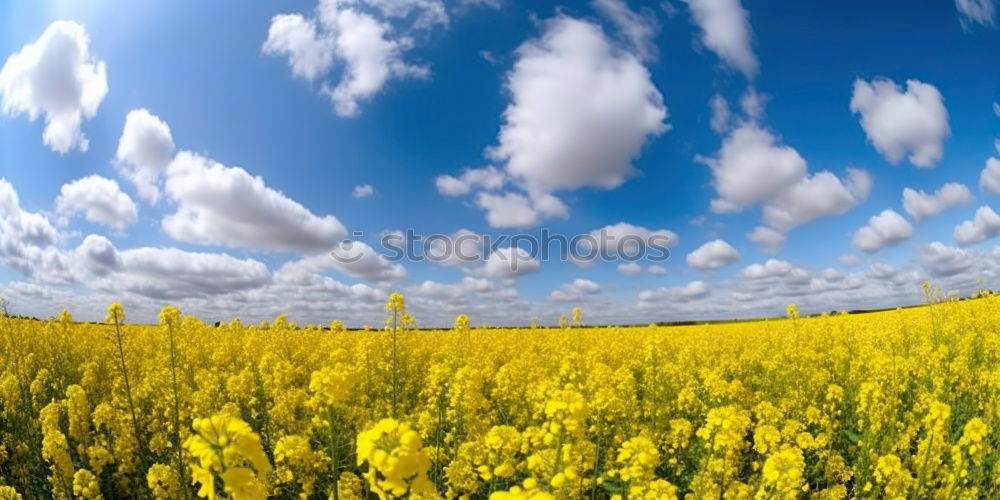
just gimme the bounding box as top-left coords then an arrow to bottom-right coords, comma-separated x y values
166,321 -> 189,500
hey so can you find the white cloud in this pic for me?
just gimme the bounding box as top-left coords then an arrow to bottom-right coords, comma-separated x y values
55,175 -> 138,231
739,258 -> 792,279
261,14 -> 335,81
0,21 -> 108,154
919,242 -> 972,277
702,124 -> 806,212
579,222 -> 678,260
820,268 -> 844,282
318,7 -> 429,117
639,280 -> 709,302
954,205 -> 1000,246
483,246 -> 540,277
115,109 -> 176,203
550,278 -> 601,301
902,182 -> 972,221
487,16 -> 668,195
761,169 -> 870,231
618,262 -> 642,275
849,78 -> 950,168
323,240 -> 408,281
361,0 -> 449,30
410,277 -> 515,302
739,87 -> 767,120
424,229 -> 485,266
708,94 -> 731,133
74,234 -> 121,276
162,151 -> 347,253
683,0 -> 758,77
746,226 -> 785,253
263,0 -> 429,117
475,192 -> 540,228
592,0 -> 659,62
352,184 -> 375,198
955,0 -> 997,28
435,166 -> 505,196
839,254 -> 861,266
852,209 -> 914,253
686,239 -> 740,270
866,262 -> 893,280
618,262 -> 668,276
979,157 -> 1000,194
92,244 -> 273,300
0,179 -> 67,281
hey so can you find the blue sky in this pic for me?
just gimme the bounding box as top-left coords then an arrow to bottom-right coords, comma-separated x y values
0,0 -> 998,326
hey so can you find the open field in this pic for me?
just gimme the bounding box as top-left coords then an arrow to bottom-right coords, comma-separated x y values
1,295 -> 999,500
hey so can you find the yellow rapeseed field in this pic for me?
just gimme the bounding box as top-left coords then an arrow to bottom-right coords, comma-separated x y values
1,290 -> 999,499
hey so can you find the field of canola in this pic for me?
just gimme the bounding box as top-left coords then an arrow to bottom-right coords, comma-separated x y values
1,292 -> 999,500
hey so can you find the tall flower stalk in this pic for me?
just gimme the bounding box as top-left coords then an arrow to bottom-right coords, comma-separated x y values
385,293 -> 406,418
106,303 -> 145,469
158,306 -> 188,500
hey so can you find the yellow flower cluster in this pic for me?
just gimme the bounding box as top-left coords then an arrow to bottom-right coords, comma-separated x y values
356,418 -> 437,498
184,413 -> 272,499
1,295 -> 999,498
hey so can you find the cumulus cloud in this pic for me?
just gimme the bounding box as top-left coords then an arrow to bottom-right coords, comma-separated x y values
319,240 -> 408,281
114,110 -> 347,253
955,0 -> 997,28
263,0 -> 429,117
592,0 -> 660,62
483,247 -> 540,277
475,192 -> 541,228
954,205 -> 1000,246
919,242 -> 972,277
647,264 -> 666,275
683,0 -> 758,77
261,14 -> 335,81
746,226 -> 785,253
74,234 -> 121,276
761,168 -> 871,231
639,280 -> 709,302
979,157 -> 1000,194
618,262 -> 642,275
487,16 -> 667,195
686,239 -> 740,270
550,278 -> 601,301
55,175 -> 138,231
91,244 -> 273,300
852,209 -> 914,253
163,151 -> 347,253
902,182 -> 972,221
410,276 -> 516,301
435,166 -> 504,196
703,113 -> 869,251
439,15 -> 666,228
579,222 -> 678,260
0,21 -> 108,154
702,124 -> 806,212
739,258 -> 792,279
115,109 -> 176,203
419,229 -> 486,267
352,184 -> 375,198
849,77 -> 950,168
0,179 -> 67,281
